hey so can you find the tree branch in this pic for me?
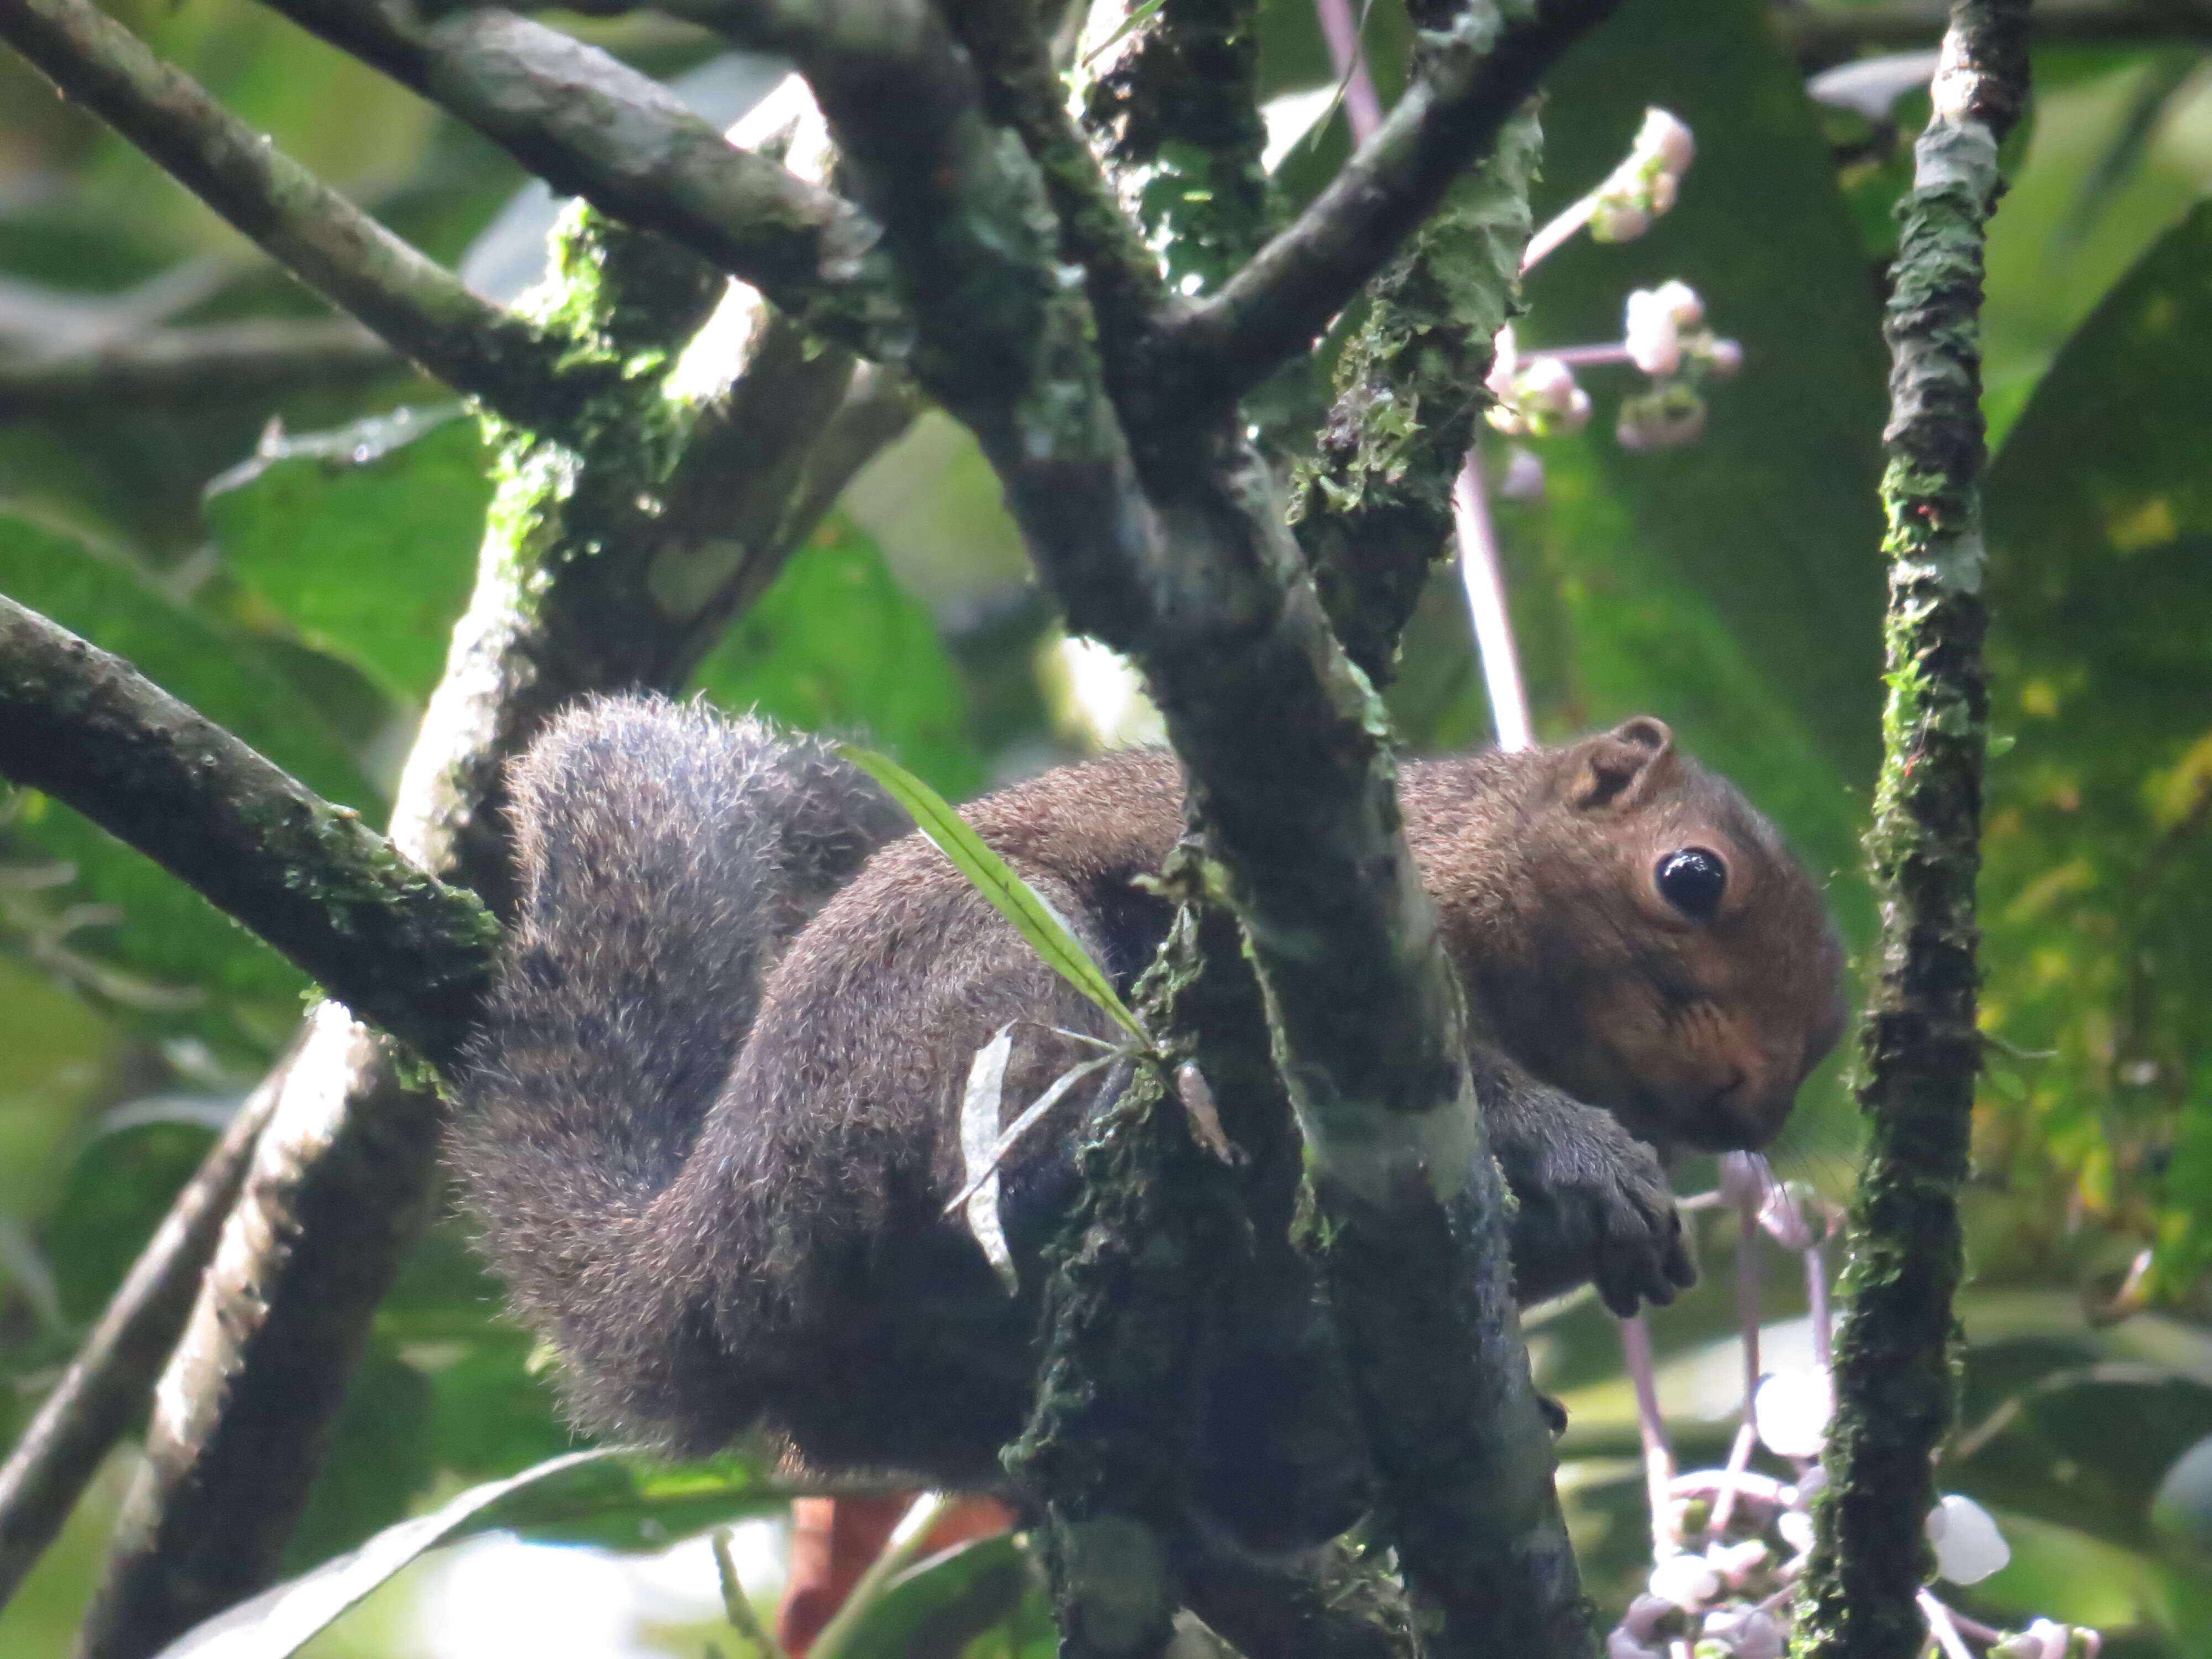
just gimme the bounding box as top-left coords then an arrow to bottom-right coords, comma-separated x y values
0,594 -> 499,1071
0,0 -> 563,424
0,320 -> 406,422
254,1 -> 906,357
941,0 -> 1175,376
1795,4 -> 2031,1658
0,1050 -> 284,1610
1164,0 -> 1623,400
1289,80 -> 1540,686
1782,0 -> 2211,61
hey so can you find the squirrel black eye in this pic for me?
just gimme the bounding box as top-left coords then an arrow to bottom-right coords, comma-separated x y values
1656,847 -> 1728,920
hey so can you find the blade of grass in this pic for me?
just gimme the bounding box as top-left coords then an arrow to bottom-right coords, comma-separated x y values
840,745 -> 1150,1045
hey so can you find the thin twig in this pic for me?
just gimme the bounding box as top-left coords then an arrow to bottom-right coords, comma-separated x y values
1168,0 -> 1625,397
0,1051 -> 288,1612
0,320 -> 404,421
806,1493 -> 950,1659
1315,0 -> 1386,140
0,0 -> 560,422
1783,0 -> 2212,61
712,1528 -> 794,1659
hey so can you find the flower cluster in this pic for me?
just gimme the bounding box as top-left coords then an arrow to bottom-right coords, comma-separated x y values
1605,1159 -> 2104,1659
1587,109 -> 1698,243
1485,326 -> 1590,438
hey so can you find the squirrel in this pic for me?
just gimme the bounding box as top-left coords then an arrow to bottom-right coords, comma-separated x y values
453,694 -> 1844,1549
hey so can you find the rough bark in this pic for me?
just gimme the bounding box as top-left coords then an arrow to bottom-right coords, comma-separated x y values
1794,7 -> 2032,1659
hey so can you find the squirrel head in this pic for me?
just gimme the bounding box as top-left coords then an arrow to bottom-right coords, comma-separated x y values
1410,717 -> 1848,1155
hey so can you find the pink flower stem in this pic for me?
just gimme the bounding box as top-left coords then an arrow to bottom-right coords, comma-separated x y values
1620,1313 -> 1677,1558
1919,1590 -> 1981,1659
1312,0 -> 1384,143
1451,450 -> 1533,752
1522,192 -> 1597,273
1707,1179 -> 1766,1538
1530,342 -> 1636,367
1807,1240 -> 1833,1371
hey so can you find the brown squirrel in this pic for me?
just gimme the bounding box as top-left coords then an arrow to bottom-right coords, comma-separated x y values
454,695 -> 1844,1548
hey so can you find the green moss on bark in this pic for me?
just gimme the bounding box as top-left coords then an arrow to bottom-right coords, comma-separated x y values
1794,7 -> 2030,1659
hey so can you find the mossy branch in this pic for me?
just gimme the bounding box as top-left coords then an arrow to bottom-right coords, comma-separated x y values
0,0 -> 561,424
256,0 -> 908,358
1795,6 -> 2032,1659
1163,0 -> 1624,400
0,595 -> 500,1071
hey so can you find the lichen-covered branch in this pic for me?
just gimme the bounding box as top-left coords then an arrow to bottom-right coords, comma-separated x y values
1784,0 -> 2208,62
0,0 -> 560,423
1067,0 -> 1269,327
1794,7 -> 2031,1659
938,0 -> 1171,367
254,0 -> 906,358
1164,0 -> 1622,399
0,596 -> 500,1070
0,320 -> 404,421
1291,95 -> 1540,686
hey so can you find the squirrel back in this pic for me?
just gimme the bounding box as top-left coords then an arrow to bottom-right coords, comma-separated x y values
453,696 -> 907,1447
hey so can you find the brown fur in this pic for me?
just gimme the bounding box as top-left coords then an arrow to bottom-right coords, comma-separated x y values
453,697 -> 1844,1543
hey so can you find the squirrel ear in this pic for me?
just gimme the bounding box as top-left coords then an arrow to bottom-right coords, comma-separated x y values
1564,717 -> 1674,810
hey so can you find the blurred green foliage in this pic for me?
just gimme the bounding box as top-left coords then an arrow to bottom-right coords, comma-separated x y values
2,1 -> 2210,1655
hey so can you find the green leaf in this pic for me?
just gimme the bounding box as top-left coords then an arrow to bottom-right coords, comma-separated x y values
833,1534 -> 1042,1659
471,1450 -> 791,1552
838,745 -> 1149,1045
151,1450 -> 792,1659
0,510 -> 381,1046
41,1110 -> 221,1323
691,517 -> 984,801
1981,199 -> 2212,1288
204,406 -> 490,702
282,1342 -> 437,1575
150,1449 -> 620,1659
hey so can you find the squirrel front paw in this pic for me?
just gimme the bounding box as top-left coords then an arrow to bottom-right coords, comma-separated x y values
1500,1108 -> 1695,1318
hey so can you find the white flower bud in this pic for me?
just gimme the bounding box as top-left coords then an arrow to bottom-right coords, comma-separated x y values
1704,1608 -> 1783,1659
1701,336 -> 1745,379
1486,324 -> 1520,400
1517,356 -> 1580,414
1649,1552 -> 1723,1612
1776,1509 -> 1817,1556
1498,446 -> 1546,500
1589,196 -> 1652,244
1752,1370 -> 1833,1458
1610,1628 -> 1666,1659
1717,1151 -> 1766,1209
1927,1494 -> 2010,1585
1655,279 -> 1704,330
1623,1594 -> 1687,1643
1637,107 -> 1697,175
1649,170 -> 1679,215
1707,1538 -> 1770,1587
1625,288 -> 1685,376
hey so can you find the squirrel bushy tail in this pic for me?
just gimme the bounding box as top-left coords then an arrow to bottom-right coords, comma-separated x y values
452,695 -> 905,1449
